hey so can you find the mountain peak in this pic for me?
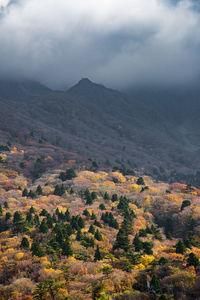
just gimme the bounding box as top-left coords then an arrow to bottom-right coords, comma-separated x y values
75,78 -> 99,88
78,78 -> 93,84
68,78 -> 105,95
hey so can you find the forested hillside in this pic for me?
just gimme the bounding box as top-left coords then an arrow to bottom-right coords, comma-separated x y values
1,143 -> 200,299
1,79 -> 200,185
1,0 -> 200,299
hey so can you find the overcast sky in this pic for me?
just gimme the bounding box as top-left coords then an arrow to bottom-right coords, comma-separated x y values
0,0 -> 200,89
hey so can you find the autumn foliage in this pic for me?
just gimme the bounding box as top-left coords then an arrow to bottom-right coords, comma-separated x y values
0,147 -> 200,299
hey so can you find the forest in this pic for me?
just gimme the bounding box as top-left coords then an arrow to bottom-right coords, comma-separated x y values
0,143 -> 200,299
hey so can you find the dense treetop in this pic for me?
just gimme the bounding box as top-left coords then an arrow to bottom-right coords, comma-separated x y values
0,150 -> 200,299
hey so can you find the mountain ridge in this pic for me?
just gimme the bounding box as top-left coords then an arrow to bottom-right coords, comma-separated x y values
0,78 -> 200,181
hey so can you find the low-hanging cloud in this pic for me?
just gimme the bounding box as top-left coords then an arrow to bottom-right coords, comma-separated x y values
0,0 -> 200,89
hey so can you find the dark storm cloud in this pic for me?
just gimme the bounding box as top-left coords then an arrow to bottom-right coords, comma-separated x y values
0,0 -> 200,89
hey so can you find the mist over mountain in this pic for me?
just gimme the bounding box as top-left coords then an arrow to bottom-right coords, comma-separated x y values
0,77 -> 200,182
0,0 -> 200,180
2,2 -> 200,299
0,0 -> 200,89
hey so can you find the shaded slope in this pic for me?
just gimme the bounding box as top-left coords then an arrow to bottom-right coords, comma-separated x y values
0,78 -> 200,176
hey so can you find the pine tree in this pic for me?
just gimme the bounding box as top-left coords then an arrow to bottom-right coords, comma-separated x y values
40,219 -> 48,234
60,184 -> 65,196
183,237 -> 192,249
65,168 -> 77,180
94,220 -> 102,228
89,224 -> 95,234
20,236 -> 30,250
40,209 -> 48,217
31,241 -> 44,257
66,223 -> 73,236
181,200 -> 191,211
85,189 -> 93,205
91,212 -> 97,220
91,191 -> 97,200
34,214 -> 40,226
137,177 -> 145,185
121,217 -> 133,235
94,229 -> 103,241
94,245 -> 102,261
54,185 -> 65,196
99,203 -> 106,210
62,239 -> 73,257
22,188 -> 28,197
150,274 -> 160,293
187,252 -> 199,267
28,190 -> 36,199
55,207 -> 60,216
71,216 -> 79,230
158,257 -> 169,265
133,234 -> 143,252
117,196 -> 129,211
36,185 -> 43,195
5,212 -> 11,221
111,218 -> 119,229
13,211 -> 23,223
176,240 -> 186,254
111,194 -> 118,202
70,188 -> 74,194
33,279 -> 63,300
65,209 -> 71,222
54,185 -> 60,196
59,171 -> 66,182
85,188 -> 91,199
78,216 -> 85,229
113,228 -> 130,252
76,229 -> 83,241
139,228 -> 147,237
55,227 -> 64,246
26,212 -> 34,225
3,201 -> 9,209
83,209 -> 90,217
143,241 -> 153,255
46,214 -> 53,228
32,281 -> 48,299
29,206 -> 35,214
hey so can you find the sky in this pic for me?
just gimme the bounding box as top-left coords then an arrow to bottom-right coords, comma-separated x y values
0,0 -> 200,89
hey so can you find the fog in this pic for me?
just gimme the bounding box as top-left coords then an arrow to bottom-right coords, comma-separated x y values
0,0 -> 200,89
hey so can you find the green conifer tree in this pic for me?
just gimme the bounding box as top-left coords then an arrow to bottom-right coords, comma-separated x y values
3,201 -> 9,209
36,185 -> 43,195
94,229 -> 103,241
133,234 -> 143,252
176,240 -> 186,254
62,239 -> 73,257
39,219 -> 48,234
187,252 -> 199,267
20,236 -> 30,250
150,274 -> 160,293
89,224 -> 95,234
94,245 -> 102,261
31,241 -> 44,257
22,188 -> 28,197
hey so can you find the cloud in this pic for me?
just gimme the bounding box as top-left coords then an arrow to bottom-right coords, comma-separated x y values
0,0 -> 200,88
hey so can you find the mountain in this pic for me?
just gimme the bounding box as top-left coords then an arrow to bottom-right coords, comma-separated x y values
1,155 -> 200,299
0,79 -> 51,100
0,78 -> 200,181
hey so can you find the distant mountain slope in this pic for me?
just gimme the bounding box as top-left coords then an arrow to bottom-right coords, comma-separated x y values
0,79 -> 51,100
0,78 -> 200,177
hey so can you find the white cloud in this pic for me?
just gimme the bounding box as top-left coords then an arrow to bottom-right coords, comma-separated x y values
0,0 -> 200,88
